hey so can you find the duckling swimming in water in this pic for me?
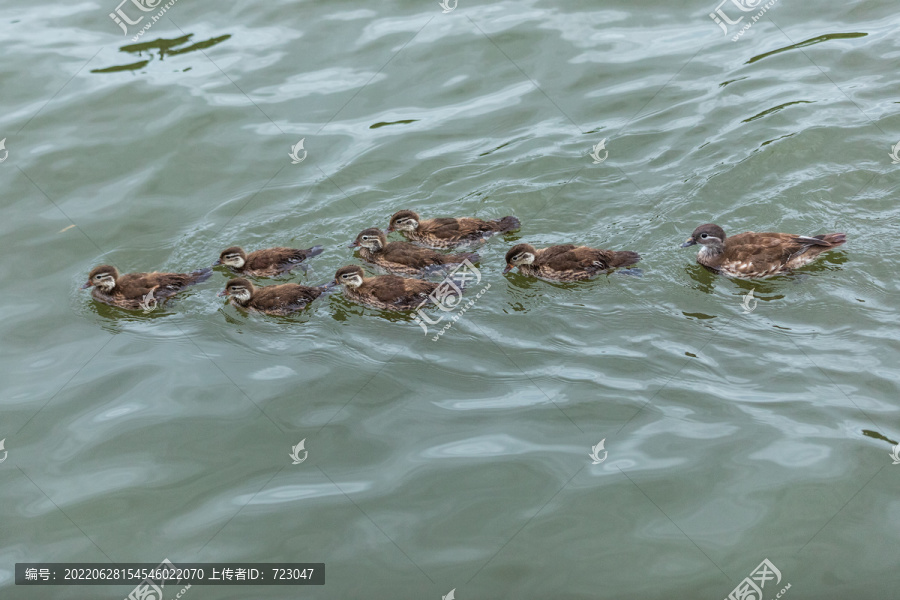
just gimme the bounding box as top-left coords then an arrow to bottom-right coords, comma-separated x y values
387,210 -> 520,248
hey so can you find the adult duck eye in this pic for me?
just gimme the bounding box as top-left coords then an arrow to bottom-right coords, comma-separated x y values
701,233 -> 708,238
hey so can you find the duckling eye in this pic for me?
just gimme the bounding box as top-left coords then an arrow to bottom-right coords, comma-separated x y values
362,236 -> 369,240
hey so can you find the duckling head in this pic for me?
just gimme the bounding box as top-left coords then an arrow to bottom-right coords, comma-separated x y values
682,224 -> 726,249
503,244 -> 536,274
334,265 -> 365,289
82,265 -> 119,291
216,246 -> 247,269
388,210 -> 420,233
350,228 -> 387,251
218,278 -> 254,305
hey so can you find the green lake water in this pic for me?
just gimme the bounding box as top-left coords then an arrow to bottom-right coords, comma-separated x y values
2,0 -> 899,598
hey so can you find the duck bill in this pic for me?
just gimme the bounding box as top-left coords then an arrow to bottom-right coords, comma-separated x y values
386,226 -> 394,233
80,281 -> 92,289
680,238 -> 696,248
347,241 -> 359,248
217,290 -> 228,297
212,259 -> 222,266
502,264 -> 514,274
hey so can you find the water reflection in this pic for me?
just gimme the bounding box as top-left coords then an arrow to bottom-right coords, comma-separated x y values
743,100 -> 814,123
369,119 -> 418,129
684,255 -> 847,293
90,34 -> 232,74
862,430 -> 898,445
747,32 -> 867,64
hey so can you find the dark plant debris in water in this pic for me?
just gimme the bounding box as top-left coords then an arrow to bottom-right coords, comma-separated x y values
91,34 -> 232,73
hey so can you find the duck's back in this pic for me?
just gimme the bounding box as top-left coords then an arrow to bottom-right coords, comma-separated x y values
250,283 -> 322,310
726,232 -> 834,259
421,217 -> 487,236
538,245 -> 639,273
711,231 -> 842,276
364,275 -> 437,304
379,242 -> 446,267
244,247 -> 309,270
117,271 -> 206,297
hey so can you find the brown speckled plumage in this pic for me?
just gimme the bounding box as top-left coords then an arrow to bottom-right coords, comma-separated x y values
218,277 -> 328,315
81,265 -> 212,310
333,265 -> 439,311
387,210 -> 520,248
216,245 -> 323,277
682,223 -> 847,278
351,228 -> 479,276
503,243 -> 641,282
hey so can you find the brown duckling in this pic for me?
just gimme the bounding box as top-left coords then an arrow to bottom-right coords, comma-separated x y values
350,228 -> 479,276
387,209 -> 520,248
215,245 -> 323,277
681,224 -> 847,278
218,277 -> 330,315
503,243 -> 641,281
81,265 -> 212,310
333,265 -> 440,310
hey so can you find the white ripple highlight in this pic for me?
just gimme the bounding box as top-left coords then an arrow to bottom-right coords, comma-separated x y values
422,435 -> 538,458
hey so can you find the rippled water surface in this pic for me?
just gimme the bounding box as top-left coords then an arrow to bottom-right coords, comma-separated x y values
2,0 -> 900,598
